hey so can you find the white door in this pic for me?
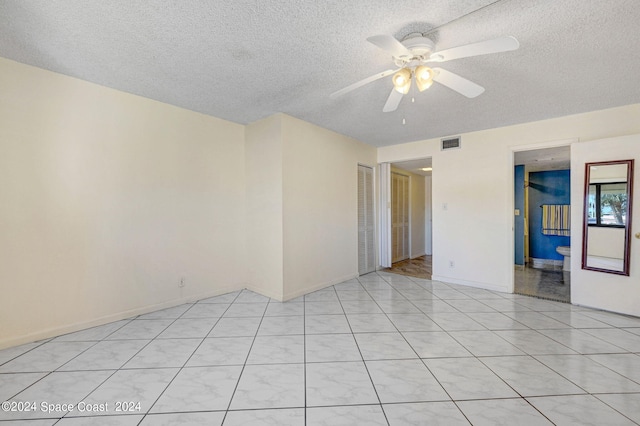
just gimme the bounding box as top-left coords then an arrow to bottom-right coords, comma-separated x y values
358,165 -> 375,275
392,172 -> 410,263
378,163 -> 391,268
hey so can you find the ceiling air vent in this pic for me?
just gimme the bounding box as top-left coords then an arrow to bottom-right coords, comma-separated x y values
441,137 -> 461,151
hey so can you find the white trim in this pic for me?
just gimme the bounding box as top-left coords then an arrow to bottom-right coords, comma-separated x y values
0,283 -> 243,350
281,272 -> 359,301
431,275 -> 509,293
510,138 -> 579,152
408,173 -> 413,259
507,138 -> 578,293
424,174 -> 433,255
244,284 -> 283,301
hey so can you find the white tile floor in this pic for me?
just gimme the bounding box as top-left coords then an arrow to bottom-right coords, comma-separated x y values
2,271 -> 640,425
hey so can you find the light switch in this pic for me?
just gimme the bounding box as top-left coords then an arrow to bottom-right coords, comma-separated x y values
515,209 -> 520,216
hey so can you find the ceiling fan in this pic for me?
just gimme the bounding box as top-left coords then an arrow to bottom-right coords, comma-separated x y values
330,33 -> 520,112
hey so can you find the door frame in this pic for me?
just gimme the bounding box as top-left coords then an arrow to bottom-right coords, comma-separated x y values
508,138 -> 577,293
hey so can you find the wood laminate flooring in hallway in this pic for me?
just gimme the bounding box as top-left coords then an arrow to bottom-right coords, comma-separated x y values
383,255 -> 432,279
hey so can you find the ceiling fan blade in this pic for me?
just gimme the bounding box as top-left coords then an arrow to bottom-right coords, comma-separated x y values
367,34 -> 413,58
330,69 -> 397,98
429,36 -> 519,62
382,88 -> 403,112
432,68 -> 484,98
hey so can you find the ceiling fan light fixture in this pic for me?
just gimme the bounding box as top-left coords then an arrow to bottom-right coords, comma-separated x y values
332,33 -> 519,111
392,68 -> 412,94
415,66 -> 434,92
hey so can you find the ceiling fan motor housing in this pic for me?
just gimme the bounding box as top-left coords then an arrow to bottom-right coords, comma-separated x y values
395,33 -> 435,66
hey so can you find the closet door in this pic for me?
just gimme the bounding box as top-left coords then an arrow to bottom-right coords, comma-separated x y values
392,172 -> 410,263
378,163 -> 391,268
358,165 -> 375,275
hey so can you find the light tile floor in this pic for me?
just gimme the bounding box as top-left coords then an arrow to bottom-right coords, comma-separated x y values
514,265 -> 570,303
2,272 -> 640,425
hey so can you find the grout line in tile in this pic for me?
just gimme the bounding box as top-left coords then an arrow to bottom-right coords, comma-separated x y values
137,291 -> 241,424
4,275 -> 640,425
219,291 -> 269,425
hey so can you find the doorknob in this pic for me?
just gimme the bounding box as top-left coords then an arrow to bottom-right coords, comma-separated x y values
636,232 -> 640,239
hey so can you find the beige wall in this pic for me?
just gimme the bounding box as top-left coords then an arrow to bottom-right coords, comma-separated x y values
378,104 -> 640,301
243,114 -> 377,300
0,58 -> 247,348
245,115 -> 284,300
4,52 -> 640,348
587,227 -> 626,259
282,115 -> 377,300
0,57 -> 376,347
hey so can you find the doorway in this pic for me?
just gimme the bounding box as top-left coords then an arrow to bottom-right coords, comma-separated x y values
391,171 -> 410,263
381,159 -> 432,279
513,146 -> 571,302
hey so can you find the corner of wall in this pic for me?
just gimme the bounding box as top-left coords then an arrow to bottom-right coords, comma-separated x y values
244,114 -> 285,298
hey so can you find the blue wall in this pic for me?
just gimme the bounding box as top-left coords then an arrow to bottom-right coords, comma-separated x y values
514,165 -> 525,265
529,169 -> 571,260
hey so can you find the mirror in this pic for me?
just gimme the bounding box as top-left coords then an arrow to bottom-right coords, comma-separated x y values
582,159 -> 634,275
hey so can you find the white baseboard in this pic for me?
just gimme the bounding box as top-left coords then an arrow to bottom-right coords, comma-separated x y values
410,252 -> 427,259
431,275 -> 509,293
3,272 -> 365,350
0,283 -> 242,350
281,272 -> 359,301
244,284 -> 283,302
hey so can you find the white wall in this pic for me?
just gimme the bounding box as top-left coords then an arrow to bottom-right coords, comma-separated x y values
282,115 -> 377,299
0,58 -> 247,349
378,104 -> 640,296
571,135 -> 640,316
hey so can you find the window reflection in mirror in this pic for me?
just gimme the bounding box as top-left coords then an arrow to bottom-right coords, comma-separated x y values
588,182 -> 627,226
582,160 -> 634,275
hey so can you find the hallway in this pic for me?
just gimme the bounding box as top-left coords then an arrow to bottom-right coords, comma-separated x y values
384,255 -> 432,279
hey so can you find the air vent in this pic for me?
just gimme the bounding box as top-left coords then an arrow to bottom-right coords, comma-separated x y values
441,137 -> 461,151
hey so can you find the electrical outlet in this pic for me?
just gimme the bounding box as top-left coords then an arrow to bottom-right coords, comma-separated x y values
179,277 -> 185,288
449,260 -> 455,268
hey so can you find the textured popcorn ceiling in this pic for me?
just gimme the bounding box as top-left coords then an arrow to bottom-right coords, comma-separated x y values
1,0 -> 639,147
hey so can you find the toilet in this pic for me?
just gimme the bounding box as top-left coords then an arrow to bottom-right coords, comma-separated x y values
556,246 -> 571,271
